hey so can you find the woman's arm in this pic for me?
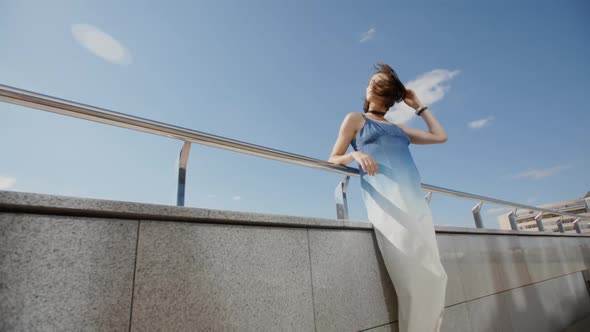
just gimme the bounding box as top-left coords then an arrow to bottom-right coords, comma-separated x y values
328,112 -> 360,165
397,89 -> 448,145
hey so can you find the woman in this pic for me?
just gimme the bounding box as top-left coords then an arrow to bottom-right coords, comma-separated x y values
328,63 -> 449,332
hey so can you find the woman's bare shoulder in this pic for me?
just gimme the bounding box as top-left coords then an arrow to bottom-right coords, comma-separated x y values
343,112 -> 365,131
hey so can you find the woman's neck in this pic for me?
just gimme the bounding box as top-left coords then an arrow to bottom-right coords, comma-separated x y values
367,102 -> 389,116
367,109 -> 388,119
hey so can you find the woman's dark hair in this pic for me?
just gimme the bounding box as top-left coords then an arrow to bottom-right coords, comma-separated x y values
363,63 -> 407,113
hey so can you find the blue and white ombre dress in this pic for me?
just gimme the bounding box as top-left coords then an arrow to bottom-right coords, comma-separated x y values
351,113 -> 448,332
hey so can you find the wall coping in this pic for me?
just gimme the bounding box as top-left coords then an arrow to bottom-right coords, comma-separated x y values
1,190 -> 589,237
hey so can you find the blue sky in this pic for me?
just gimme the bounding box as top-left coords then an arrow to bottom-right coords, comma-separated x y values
1,0 -> 588,228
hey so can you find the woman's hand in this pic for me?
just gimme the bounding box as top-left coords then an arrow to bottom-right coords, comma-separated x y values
403,89 -> 424,110
352,151 -> 379,176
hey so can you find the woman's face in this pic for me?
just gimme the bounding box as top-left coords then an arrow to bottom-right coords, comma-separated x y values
365,72 -> 389,102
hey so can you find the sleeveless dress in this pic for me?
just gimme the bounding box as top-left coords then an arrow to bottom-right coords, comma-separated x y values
351,113 -> 448,332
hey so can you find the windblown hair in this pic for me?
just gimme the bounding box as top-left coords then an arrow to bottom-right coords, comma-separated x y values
363,63 -> 407,113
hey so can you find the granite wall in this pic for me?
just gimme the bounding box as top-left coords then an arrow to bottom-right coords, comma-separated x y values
2,190 -> 590,331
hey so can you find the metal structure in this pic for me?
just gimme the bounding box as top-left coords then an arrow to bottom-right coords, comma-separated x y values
2,83 -> 589,232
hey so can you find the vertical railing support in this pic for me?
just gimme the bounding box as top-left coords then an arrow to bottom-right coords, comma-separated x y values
472,200 -> 484,228
508,208 -> 519,231
535,212 -> 544,231
557,216 -> 565,233
177,141 -> 192,206
425,191 -> 433,205
573,218 -> 582,234
335,175 -> 351,220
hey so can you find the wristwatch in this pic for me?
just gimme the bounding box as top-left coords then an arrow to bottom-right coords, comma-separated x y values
415,106 -> 428,116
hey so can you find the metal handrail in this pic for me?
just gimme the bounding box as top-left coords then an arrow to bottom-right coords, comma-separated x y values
2,83 -> 590,229
0,84 -> 356,176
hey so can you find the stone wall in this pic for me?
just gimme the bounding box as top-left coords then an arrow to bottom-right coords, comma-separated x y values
2,190 -> 590,331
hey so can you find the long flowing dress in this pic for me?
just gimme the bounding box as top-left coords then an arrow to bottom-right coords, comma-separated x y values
350,113 -> 448,332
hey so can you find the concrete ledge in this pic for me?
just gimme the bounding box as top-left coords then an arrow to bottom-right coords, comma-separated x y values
0,190 -> 371,230
1,190 -> 589,237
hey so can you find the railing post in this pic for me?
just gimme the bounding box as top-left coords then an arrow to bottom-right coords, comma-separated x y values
177,141 -> 192,207
508,208 -> 519,231
335,176 -> 350,220
472,200 -> 484,228
425,191 -> 432,205
574,218 -> 582,234
557,216 -> 565,233
535,212 -> 544,231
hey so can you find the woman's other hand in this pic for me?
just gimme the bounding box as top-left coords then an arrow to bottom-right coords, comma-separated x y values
352,151 -> 379,176
402,89 -> 424,110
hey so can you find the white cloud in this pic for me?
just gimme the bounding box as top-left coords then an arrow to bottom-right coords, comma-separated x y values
388,69 -> 460,124
468,116 -> 494,129
72,23 -> 132,65
359,28 -> 375,43
207,194 -> 217,198
232,196 -> 241,200
511,164 -> 573,180
0,176 -> 16,190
